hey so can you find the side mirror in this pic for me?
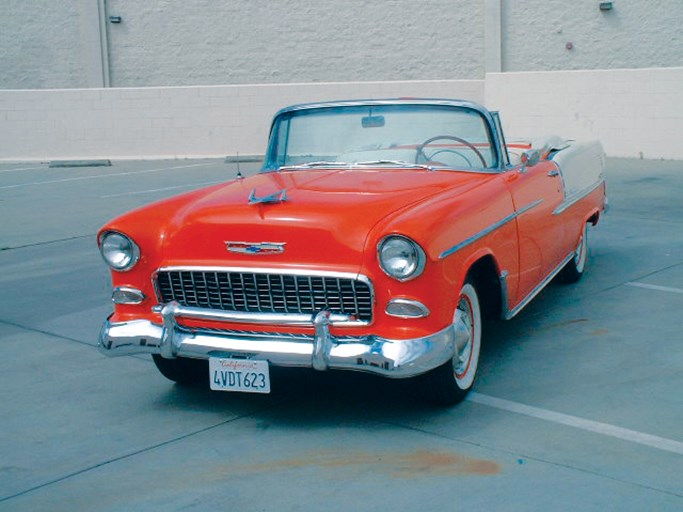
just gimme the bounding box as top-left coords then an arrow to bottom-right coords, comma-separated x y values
520,149 -> 540,168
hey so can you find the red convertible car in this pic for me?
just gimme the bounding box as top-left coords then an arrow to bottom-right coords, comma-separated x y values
98,99 -> 606,404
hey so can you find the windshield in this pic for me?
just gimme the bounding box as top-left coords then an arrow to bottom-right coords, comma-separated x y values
263,104 -> 498,171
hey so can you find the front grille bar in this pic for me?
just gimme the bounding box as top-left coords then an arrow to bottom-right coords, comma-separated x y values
154,267 -> 373,324
152,302 -> 354,326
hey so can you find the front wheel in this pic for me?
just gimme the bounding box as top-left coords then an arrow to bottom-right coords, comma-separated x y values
423,280 -> 482,405
152,354 -> 207,386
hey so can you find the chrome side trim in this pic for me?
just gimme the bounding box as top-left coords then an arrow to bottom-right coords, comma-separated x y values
439,199 -> 543,260
501,252 -> 574,320
151,302 -> 358,326
553,178 -> 605,215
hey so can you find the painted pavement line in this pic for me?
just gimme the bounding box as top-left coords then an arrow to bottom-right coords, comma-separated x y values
101,179 -> 225,198
625,282 -> 683,295
0,162 -> 214,190
0,165 -> 45,174
467,392 -> 683,456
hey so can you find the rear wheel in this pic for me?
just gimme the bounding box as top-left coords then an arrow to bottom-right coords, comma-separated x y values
559,223 -> 588,283
423,280 -> 482,405
152,354 -> 207,386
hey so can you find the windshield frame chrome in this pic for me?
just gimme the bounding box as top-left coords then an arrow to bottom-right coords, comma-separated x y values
262,99 -> 504,174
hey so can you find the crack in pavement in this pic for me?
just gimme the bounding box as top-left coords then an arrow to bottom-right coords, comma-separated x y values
0,318 -> 95,348
0,401 -> 289,503
0,234 -> 95,252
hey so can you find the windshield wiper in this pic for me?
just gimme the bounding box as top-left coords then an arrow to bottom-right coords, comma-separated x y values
278,161 -> 349,170
278,159 -> 438,171
354,160 -> 435,171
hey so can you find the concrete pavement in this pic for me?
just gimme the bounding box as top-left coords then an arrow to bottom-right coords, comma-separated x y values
0,158 -> 681,511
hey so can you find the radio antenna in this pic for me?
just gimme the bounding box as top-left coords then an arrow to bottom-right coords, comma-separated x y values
236,152 -> 244,180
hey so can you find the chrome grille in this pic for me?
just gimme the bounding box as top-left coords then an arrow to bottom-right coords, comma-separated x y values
155,270 -> 373,322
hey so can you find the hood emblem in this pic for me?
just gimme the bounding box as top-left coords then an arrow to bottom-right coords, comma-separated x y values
226,241 -> 286,255
248,188 -> 287,205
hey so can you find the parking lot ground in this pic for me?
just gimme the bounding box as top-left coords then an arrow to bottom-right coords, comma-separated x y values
0,158 -> 681,511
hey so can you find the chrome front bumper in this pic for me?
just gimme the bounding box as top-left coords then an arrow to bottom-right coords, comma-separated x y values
99,302 -> 455,378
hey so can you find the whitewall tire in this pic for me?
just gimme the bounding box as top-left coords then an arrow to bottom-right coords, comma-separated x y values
423,280 -> 482,405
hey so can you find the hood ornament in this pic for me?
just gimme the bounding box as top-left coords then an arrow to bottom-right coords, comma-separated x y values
248,188 -> 287,205
226,241 -> 286,255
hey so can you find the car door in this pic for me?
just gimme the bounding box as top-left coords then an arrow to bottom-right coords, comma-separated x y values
503,158 -> 566,304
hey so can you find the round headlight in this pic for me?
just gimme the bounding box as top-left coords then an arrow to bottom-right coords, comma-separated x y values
99,231 -> 140,271
378,235 -> 426,281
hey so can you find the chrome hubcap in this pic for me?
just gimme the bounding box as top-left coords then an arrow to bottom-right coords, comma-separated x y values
453,296 -> 474,376
575,226 -> 587,272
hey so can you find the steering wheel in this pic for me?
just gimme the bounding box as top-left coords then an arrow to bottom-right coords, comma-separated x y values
415,135 -> 487,167
427,148 -> 474,167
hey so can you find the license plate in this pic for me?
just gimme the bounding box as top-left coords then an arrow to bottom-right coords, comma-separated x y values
209,358 -> 271,394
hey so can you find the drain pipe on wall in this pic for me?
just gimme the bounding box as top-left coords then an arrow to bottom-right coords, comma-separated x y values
84,0 -> 111,87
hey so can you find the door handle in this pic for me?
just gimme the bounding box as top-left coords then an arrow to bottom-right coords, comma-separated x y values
547,169 -> 560,177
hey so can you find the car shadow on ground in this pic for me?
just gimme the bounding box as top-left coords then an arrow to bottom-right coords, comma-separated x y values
147,276 -> 585,428
147,327 -> 514,429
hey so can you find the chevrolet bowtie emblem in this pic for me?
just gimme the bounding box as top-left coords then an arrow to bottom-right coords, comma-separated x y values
248,188 -> 287,205
225,241 -> 286,255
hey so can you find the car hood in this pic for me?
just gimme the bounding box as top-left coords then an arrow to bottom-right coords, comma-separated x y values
159,168 -> 484,271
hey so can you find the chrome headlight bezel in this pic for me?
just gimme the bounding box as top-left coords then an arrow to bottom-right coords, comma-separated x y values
377,235 -> 426,281
99,231 -> 140,272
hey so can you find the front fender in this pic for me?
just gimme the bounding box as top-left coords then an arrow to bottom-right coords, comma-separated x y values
362,173 -> 519,337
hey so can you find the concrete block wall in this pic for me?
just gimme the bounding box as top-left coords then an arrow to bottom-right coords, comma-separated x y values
486,67 -> 683,160
0,80 -> 484,161
1,68 -> 681,162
